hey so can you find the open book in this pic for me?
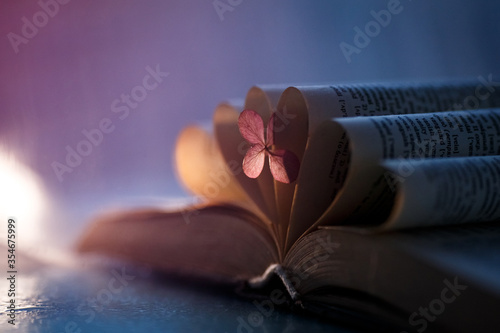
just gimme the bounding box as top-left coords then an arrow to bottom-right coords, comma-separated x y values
78,80 -> 500,332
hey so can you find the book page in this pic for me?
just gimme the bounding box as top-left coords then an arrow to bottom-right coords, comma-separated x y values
281,80 -> 500,135
242,86 -> 282,225
284,80 -> 500,249
288,109 -> 500,246
272,88 -> 309,246
212,87 -> 288,249
212,103 -> 275,223
382,155 -> 500,229
78,205 -> 279,282
326,109 -> 500,225
285,225 -> 500,333
214,87 -> 310,252
174,125 -> 249,205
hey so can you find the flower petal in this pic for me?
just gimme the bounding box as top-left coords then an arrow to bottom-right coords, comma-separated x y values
242,144 -> 266,178
266,113 -> 275,146
238,110 -> 265,145
268,149 -> 300,183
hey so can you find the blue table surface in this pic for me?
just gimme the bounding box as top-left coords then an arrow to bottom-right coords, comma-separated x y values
1,252 -> 362,333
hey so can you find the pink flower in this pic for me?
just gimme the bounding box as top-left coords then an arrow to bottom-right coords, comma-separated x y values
238,110 -> 300,183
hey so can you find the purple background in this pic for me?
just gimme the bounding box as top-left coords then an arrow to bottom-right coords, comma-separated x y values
1,0 -> 500,246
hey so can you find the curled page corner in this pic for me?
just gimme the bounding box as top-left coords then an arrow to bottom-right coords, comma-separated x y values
248,263 -> 301,302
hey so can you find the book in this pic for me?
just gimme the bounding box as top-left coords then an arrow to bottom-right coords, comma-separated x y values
77,79 -> 500,332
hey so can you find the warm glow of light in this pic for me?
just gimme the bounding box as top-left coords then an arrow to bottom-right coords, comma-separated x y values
0,149 -> 48,245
